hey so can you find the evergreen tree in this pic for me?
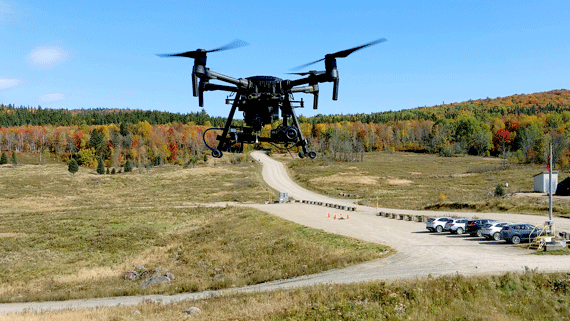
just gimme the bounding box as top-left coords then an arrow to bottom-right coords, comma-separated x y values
0,152 -> 7,165
96,158 -> 105,174
10,152 -> 17,166
124,159 -> 132,172
111,167 -> 116,174
68,159 -> 79,174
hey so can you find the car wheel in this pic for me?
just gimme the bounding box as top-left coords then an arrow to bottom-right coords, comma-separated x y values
456,227 -> 464,235
476,229 -> 483,237
436,225 -> 443,233
493,232 -> 501,241
511,235 -> 521,244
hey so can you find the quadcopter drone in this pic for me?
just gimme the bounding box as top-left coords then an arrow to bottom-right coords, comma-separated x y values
158,38 -> 386,159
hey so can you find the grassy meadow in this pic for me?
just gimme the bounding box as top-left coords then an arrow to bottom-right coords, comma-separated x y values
0,155 -> 390,302
282,152 -> 570,217
3,271 -> 570,320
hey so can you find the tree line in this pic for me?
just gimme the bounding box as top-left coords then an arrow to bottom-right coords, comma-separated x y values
0,105 -> 226,127
1,89 -> 570,169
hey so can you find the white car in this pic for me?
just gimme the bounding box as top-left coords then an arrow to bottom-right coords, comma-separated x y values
426,217 -> 452,233
444,218 -> 469,234
481,221 -> 511,241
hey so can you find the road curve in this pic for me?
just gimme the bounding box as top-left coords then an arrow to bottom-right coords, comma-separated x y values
2,151 -> 570,314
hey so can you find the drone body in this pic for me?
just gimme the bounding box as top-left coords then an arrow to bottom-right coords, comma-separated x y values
158,38 -> 386,158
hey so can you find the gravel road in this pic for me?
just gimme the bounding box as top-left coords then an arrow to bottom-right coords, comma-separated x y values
2,151 -> 569,314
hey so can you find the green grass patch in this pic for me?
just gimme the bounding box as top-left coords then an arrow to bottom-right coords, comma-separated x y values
0,159 -> 390,303
6,271 -> 569,320
281,152 -> 570,216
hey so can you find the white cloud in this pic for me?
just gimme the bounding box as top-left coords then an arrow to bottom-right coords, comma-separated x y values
28,46 -> 69,68
38,93 -> 65,104
0,77 -> 22,90
0,1 -> 20,24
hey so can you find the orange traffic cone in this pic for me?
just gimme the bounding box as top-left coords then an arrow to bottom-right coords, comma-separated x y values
347,214 -> 350,219
328,213 -> 330,218
334,214 -> 337,220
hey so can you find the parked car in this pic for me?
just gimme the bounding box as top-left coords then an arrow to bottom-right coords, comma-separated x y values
500,223 -> 544,244
426,217 -> 452,233
444,218 -> 469,234
465,219 -> 495,237
481,221 -> 511,240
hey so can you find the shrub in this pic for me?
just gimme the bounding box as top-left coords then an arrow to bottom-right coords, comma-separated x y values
495,184 -> 505,197
68,159 -> 79,174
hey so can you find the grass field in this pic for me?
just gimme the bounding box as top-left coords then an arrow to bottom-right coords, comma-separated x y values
0,156 -> 390,303
281,152 -> 570,217
3,271 -> 569,320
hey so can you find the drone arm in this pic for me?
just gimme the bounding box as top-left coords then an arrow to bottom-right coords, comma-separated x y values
290,83 -> 320,109
204,69 -> 250,88
202,83 -> 239,92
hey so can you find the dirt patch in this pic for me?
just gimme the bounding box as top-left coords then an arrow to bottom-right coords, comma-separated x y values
386,179 -> 413,186
310,172 -> 379,186
0,233 -> 25,238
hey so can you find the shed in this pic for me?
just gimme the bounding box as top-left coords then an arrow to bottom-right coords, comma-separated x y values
533,171 -> 558,193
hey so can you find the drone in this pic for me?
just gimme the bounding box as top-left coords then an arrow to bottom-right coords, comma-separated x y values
158,38 -> 386,159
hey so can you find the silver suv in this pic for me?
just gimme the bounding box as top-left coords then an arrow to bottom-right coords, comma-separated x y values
481,221 -> 511,240
426,217 -> 452,233
444,218 -> 469,234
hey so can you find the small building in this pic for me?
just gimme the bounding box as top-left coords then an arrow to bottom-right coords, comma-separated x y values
533,171 -> 558,193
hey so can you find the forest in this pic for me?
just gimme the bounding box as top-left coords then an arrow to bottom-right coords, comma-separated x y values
1,89 -> 570,170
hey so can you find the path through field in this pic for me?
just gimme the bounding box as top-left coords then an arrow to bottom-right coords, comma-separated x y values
2,151 -> 570,314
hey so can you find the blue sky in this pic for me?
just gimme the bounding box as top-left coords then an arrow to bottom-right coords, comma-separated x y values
1,0 -> 568,118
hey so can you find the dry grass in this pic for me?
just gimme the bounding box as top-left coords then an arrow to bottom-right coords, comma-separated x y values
3,271 -> 569,320
0,156 -> 390,303
285,152 -> 570,216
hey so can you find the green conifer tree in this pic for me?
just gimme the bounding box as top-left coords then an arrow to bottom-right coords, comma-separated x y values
96,158 -> 105,174
0,152 -> 7,165
68,159 -> 79,174
10,152 -> 17,166
124,159 -> 132,172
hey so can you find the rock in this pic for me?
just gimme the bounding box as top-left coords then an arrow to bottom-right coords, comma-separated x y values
133,310 -> 141,315
183,307 -> 202,314
164,272 -> 175,280
123,271 -> 138,280
141,275 -> 171,288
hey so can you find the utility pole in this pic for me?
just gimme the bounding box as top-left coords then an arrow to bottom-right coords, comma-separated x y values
548,142 -> 554,235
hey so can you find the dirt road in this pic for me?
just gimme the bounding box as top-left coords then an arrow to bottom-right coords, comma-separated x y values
2,151 -> 569,314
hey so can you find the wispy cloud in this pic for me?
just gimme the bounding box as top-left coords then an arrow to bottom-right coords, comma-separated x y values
38,93 -> 65,104
0,0 -> 24,24
0,77 -> 22,90
28,46 -> 69,68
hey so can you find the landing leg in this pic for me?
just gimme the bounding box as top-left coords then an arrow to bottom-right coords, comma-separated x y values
214,91 -> 242,157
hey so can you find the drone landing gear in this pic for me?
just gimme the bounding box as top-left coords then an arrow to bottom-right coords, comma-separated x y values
298,150 -> 317,159
211,149 -> 223,158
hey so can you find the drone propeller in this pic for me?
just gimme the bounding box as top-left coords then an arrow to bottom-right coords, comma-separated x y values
156,39 -> 249,58
291,38 -> 386,71
287,70 -> 325,76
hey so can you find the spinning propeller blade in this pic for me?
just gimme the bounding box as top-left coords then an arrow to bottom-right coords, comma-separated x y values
291,38 -> 386,70
156,39 -> 249,58
287,71 -> 325,76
